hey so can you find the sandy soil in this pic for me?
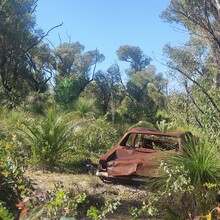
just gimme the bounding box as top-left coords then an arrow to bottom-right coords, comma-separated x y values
25,170 -> 153,219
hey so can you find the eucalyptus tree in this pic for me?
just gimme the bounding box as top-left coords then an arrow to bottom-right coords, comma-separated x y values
117,45 -> 151,75
0,0 -> 60,108
162,0 -> 220,88
93,64 -> 124,123
162,0 -> 220,132
27,43 -> 56,93
120,65 -> 167,123
54,42 -> 105,106
163,36 -> 220,131
117,45 -> 167,124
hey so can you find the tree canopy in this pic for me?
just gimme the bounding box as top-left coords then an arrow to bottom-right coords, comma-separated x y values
1,0 -> 220,135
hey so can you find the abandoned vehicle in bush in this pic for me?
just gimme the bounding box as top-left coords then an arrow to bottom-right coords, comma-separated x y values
96,127 -> 187,182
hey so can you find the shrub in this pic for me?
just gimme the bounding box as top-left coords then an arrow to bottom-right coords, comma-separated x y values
18,181 -> 122,220
71,116 -> 119,161
0,203 -> 14,220
154,120 -> 176,132
72,97 -> 96,120
0,137 -> 30,219
87,200 -> 120,220
177,133 -> 220,187
145,132 -> 220,219
0,108 -> 27,139
25,92 -> 50,115
19,109 -> 73,169
17,181 -> 87,219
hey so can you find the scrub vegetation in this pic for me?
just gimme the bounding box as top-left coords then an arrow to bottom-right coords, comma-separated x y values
1,0 -> 220,219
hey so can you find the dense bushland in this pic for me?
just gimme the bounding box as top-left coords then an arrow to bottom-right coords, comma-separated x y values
1,0 -> 220,219
0,108 -> 220,219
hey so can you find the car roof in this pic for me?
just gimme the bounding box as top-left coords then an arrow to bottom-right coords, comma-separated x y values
126,127 -> 186,138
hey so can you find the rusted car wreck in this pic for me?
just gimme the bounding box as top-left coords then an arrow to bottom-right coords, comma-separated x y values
96,127 -> 186,182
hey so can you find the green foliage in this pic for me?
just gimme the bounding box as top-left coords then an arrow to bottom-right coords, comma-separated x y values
87,200 -> 120,220
55,42 -> 85,77
194,88 -> 220,138
129,120 -> 155,129
25,92 -> 53,115
156,163 -> 195,219
0,203 -> 14,220
72,97 -> 96,120
145,132 -> 220,219
161,162 -> 194,196
48,184 -> 86,218
174,133 -> 220,187
0,0 -> 53,107
161,1 -> 220,132
93,66 -> 123,119
117,45 -> 151,74
19,181 -> 121,220
0,137 -> 30,218
71,116 -> 119,160
0,109 -> 28,139
129,201 -> 158,220
116,65 -> 167,124
19,109 -> 72,169
54,76 -> 81,107
54,43 -> 105,107
165,92 -> 191,127
18,181 -> 86,219
161,0 -> 220,90
155,120 -> 176,132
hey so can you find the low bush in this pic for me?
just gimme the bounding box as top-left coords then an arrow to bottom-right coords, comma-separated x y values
17,181 -> 87,219
143,132 -> 220,219
18,181 -> 121,220
0,136 -> 30,219
70,116 -> 119,161
19,109 -> 73,169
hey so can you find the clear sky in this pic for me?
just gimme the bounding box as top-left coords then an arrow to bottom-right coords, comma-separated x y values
35,0 -> 188,75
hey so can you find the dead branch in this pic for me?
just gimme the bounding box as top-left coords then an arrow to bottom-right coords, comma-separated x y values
26,23 -> 63,52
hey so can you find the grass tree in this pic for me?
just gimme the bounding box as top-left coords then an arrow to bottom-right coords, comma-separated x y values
73,97 -> 96,120
66,97 -> 97,132
177,133 -> 220,187
151,132 -> 220,219
19,109 -> 72,169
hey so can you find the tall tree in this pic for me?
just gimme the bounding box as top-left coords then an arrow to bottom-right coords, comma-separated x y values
26,43 -> 56,93
116,45 -> 166,123
163,36 -> 220,131
94,64 -> 124,122
54,42 -> 105,106
163,37 -> 220,113
161,0 -> 220,88
117,45 -> 151,75
120,65 -> 166,123
0,0 -> 59,108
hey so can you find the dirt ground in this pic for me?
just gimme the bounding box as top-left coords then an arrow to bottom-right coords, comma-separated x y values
25,170 -> 154,219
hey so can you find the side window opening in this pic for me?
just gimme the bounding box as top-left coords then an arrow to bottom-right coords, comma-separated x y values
122,133 -> 179,151
141,135 -> 178,151
125,134 -> 142,148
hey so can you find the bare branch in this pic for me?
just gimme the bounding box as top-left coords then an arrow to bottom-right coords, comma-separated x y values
26,23 -> 63,52
185,84 -> 205,115
114,62 -> 137,106
212,0 -> 220,15
91,48 -> 98,81
31,1 -> 38,14
170,65 -> 220,114
45,37 -> 56,50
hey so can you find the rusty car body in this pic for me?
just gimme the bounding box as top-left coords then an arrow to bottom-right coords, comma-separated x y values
96,127 -> 186,182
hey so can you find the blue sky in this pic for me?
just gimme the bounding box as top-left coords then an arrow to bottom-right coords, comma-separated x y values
35,0 -> 188,75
